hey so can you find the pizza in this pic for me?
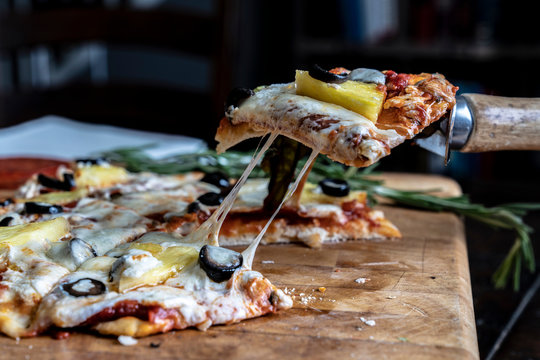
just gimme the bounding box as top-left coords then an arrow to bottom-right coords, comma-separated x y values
0,156 -> 397,338
217,66 -> 458,167
0,65 -> 456,340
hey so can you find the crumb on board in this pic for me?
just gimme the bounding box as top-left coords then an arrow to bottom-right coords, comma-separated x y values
318,287 -> 326,293
261,260 -> 274,264
386,295 -> 397,299
360,317 -> 376,327
118,335 -> 138,346
354,277 -> 370,284
283,287 -> 336,305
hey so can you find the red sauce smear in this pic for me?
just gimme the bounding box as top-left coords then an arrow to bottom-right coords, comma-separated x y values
82,300 -> 180,327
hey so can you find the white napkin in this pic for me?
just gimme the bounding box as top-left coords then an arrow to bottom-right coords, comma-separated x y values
0,115 -> 207,159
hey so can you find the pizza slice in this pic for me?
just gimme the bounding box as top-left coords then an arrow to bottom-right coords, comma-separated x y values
29,144 -> 293,337
216,66 -> 458,167
164,177 -> 400,247
0,217 -> 72,338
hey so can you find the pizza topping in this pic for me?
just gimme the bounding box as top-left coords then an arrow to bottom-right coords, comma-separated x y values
319,178 -> 350,197
37,173 -> 75,191
75,164 -> 129,188
75,158 -> 108,166
0,217 -> 13,227
225,87 -> 254,117
201,172 -> 230,189
186,201 -> 201,213
0,217 -> 70,248
24,202 -> 63,215
110,244 -> 198,292
199,245 -> 243,283
62,278 -> 107,297
69,237 -> 97,266
308,64 -> 347,83
349,68 -> 385,85
295,69 -> 386,122
197,192 -> 224,206
1,198 -> 14,207
28,188 -> 88,206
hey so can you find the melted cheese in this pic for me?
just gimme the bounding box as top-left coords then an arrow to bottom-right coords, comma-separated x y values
30,134 -> 292,335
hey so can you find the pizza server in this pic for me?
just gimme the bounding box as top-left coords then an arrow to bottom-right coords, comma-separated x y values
415,94 -> 540,164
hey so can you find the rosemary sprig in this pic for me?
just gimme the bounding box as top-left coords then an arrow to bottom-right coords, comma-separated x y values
99,146 -> 538,291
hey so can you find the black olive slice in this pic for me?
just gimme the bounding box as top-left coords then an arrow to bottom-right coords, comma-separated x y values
199,245 -> 243,283
37,173 -> 76,191
201,171 -> 230,189
62,173 -> 76,189
308,64 -> 347,83
1,198 -> 13,207
69,238 -> 97,266
348,68 -> 385,85
24,202 -> 63,215
319,178 -> 350,197
62,278 -> 107,297
225,87 -> 254,113
197,192 -> 224,206
109,256 -> 127,283
186,201 -> 201,213
75,158 -> 107,166
0,216 -> 13,227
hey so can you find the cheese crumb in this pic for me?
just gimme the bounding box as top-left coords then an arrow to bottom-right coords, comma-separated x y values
118,335 -> 138,346
261,260 -> 274,264
355,277 -> 370,284
360,317 -> 376,327
318,287 -> 326,293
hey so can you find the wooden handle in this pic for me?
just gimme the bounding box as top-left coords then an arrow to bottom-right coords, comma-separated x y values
460,93 -> 540,152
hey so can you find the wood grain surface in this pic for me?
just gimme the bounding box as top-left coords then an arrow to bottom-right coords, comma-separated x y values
0,174 -> 479,360
461,93 -> 540,152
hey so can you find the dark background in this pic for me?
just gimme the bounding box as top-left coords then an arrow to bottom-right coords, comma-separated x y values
1,0 -> 539,358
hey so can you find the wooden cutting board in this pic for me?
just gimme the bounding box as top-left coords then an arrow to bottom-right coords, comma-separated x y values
0,174 -> 479,360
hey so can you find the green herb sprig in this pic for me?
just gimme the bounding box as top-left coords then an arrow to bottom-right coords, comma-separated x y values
100,146 -> 538,291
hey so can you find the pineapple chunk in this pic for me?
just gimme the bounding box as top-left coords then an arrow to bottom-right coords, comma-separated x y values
0,217 -> 70,248
300,182 -> 366,205
75,165 -> 129,188
26,188 -> 89,205
118,243 -> 197,292
295,70 -> 385,122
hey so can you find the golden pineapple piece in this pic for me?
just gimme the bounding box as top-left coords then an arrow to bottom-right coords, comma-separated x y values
300,182 -> 366,205
0,217 -> 70,248
75,165 -> 129,188
26,188 -> 89,205
118,243 -> 198,292
295,70 -> 386,122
